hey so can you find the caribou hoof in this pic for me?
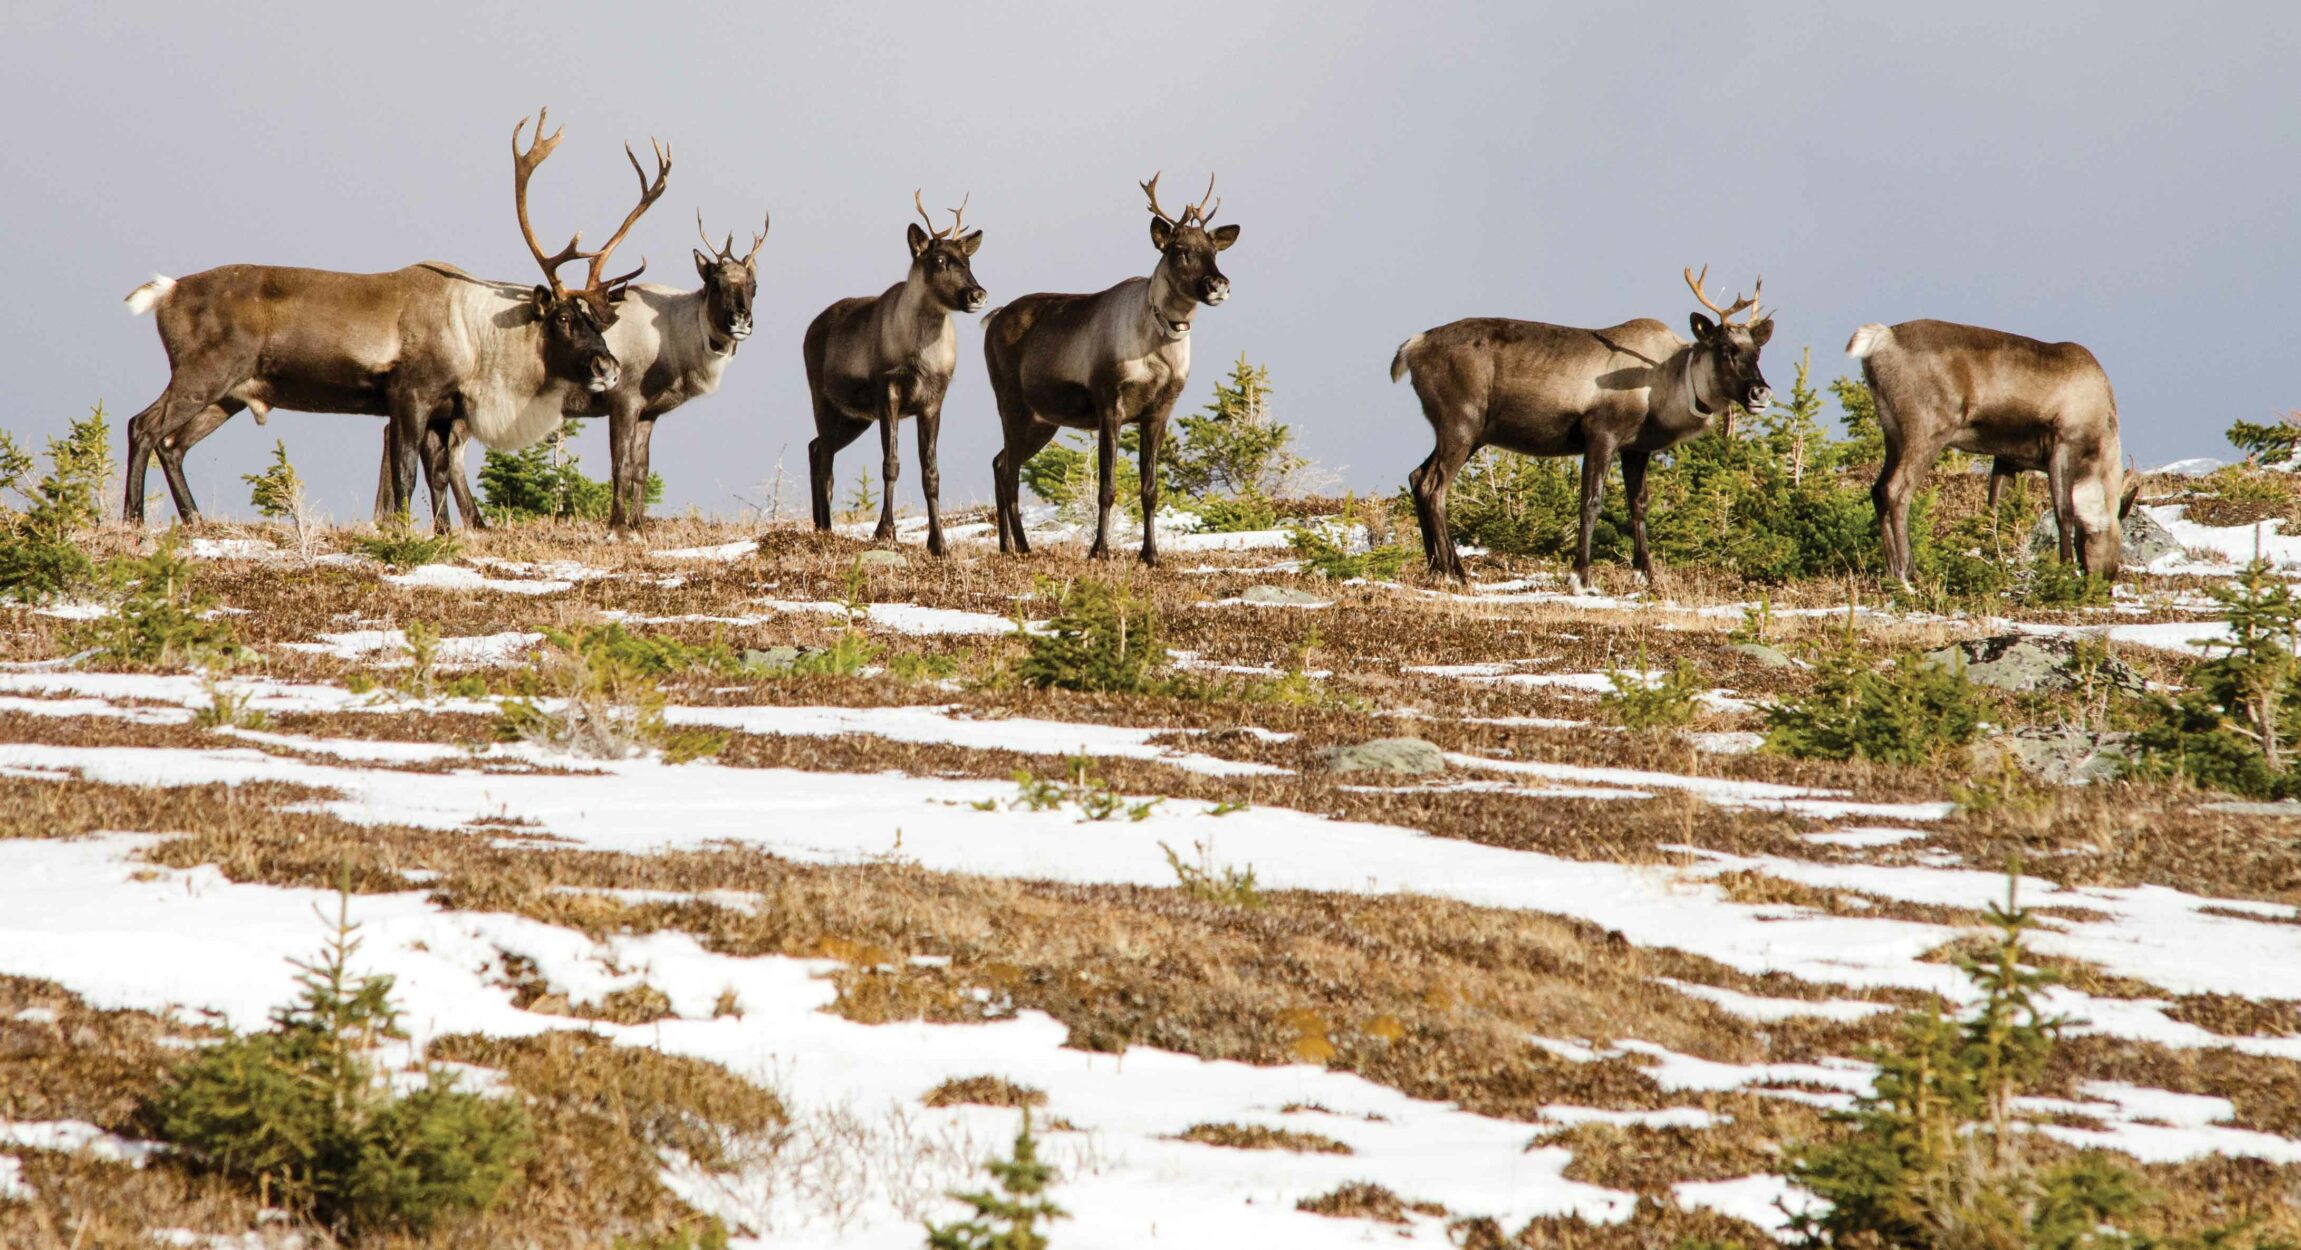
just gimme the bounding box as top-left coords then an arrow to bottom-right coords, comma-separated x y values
1569,570 -> 1601,597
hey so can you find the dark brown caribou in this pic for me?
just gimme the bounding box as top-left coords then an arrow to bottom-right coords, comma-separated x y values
1848,319 -> 2138,583
120,111 -> 661,525
1392,267 -> 1776,588
380,209 -> 767,534
802,192 -> 986,555
982,174 -> 1237,564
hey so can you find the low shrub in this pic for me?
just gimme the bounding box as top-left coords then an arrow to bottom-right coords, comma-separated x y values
143,886 -> 529,1237
479,416 -> 662,523
1019,578 -> 1165,693
353,526 -> 460,571
924,1109 -> 1067,1250
497,635 -> 726,762
0,405 -> 110,602
1764,621 -> 1980,766
1161,840 -> 1264,910
80,537 -> 241,668
1289,525 -> 1412,581
1598,650 -> 1705,731
2130,559 -> 2301,798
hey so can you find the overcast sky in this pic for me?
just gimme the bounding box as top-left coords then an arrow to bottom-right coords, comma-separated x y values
6,1 -> 2296,522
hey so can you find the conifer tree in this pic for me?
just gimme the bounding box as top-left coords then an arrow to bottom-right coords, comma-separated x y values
925,1109 -> 1067,1250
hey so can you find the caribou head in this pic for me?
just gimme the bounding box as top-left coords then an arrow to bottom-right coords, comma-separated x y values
694,211 -> 769,346
906,191 -> 987,315
1141,173 -> 1238,338
512,110 -> 672,393
1683,265 -> 1775,417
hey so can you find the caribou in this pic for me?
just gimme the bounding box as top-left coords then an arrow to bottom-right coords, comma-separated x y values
983,174 -> 1237,565
802,192 -> 985,555
1392,267 -> 1776,587
120,110 -> 665,526
1847,319 -> 2138,583
380,209 -> 767,533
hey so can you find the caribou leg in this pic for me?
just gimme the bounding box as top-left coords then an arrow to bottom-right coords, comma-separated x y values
1088,407 -> 1123,561
916,403 -> 947,558
1573,434 -> 1622,594
1136,411 -> 1169,567
125,382 -> 235,524
607,398 -> 650,536
993,419 -> 1059,556
2046,446 -> 2076,565
807,404 -> 871,533
1621,448 -> 1657,586
1408,431 -> 1476,581
154,402 -> 242,525
382,387 -> 445,523
441,418 -> 484,530
873,388 -> 903,544
1873,434 -> 1945,587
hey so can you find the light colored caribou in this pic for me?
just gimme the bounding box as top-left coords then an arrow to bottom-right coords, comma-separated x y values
1847,319 -> 2138,582
983,174 -> 1237,565
120,110 -> 665,526
1392,267 -> 1776,587
382,210 -> 767,533
802,192 -> 986,555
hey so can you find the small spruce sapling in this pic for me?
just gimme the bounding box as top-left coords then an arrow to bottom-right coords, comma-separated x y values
924,1108 -> 1068,1250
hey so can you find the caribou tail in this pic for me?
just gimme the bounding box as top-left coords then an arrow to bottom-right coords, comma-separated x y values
1845,323 -> 1893,359
1390,332 -> 1425,383
124,275 -> 177,315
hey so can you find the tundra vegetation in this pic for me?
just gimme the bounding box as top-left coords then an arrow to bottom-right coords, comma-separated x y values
6,385 -> 2301,1248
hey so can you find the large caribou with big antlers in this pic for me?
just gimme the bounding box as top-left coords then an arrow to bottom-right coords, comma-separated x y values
1849,319 -> 2138,583
383,209 -> 768,534
1392,267 -> 1776,588
802,192 -> 986,555
121,110 -> 665,525
983,174 -> 1239,565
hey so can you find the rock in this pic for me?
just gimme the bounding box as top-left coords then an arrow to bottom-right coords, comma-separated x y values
1238,584 -> 1329,607
741,646 -> 802,674
1320,737 -> 1447,776
2024,507 -> 2181,569
2201,800 -> 2301,817
1923,635 -> 2144,694
1972,727 -> 2131,786
1732,641 -> 1799,669
856,549 -> 908,570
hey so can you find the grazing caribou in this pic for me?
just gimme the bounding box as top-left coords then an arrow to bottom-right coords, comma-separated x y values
120,110 -> 665,527
380,210 -> 768,533
803,192 -> 986,555
1847,319 -> 2138,583
983,174 -> 1237,565
1392,267 -> 1776,587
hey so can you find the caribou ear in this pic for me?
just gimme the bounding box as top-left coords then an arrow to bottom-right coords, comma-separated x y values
694,249 -> 713,279
1749,317 -> 1774,347
958,229 -> 983,257
2119,477 -> 2142,520
907,222 -> 930,258
1689,312 -> 1718,343
531,285 -> 553,317
1150,217 -> 1173,251
1211,223 -> 1241,251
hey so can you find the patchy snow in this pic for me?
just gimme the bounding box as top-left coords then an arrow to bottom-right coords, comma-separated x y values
1801,827 -> 1928,849
1675,1174 -> 1820,1239
1443,751 -> 1958,823
1654,978 -> 1893,1024
382,563 -> 573,595
0,1118 -> 164,1166
0,1154 -> 26,1202
281,629 -> 544,666
653,539 -> 760,562
2146,505 -> 2301,570
183,537 -> 277,560
756,599 -> 1025,637
661,703 -> 1283,777
29,601 -> 110,620
2151,458 -> 2228,477
0,836 -> 1637,1245
1686,731 -> 1767,756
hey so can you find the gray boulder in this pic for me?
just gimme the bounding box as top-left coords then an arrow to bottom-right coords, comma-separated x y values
1320,737 -> 1447,776
1238,584 -> 1329,607
1732,641 -> 1799,669
1972,727 -> 2131,787
2025,506 -> 2180,570
857,549 -> 909,570
741,646 -> 803,675
1924,635 -> 2144,694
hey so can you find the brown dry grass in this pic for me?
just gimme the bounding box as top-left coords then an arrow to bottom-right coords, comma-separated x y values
1174,1122 -> 1353,1154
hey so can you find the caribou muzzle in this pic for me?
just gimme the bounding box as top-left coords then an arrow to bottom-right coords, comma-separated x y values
1744,379 -> 1774,411
586,355 -> 622,392
1201,276 -> 1230,306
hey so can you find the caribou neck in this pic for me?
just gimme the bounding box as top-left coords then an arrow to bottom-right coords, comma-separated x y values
689,288 -> 738,360
893,269 -> 949,342
1675,347 -> 1722,420
1143,264 -> 1198,342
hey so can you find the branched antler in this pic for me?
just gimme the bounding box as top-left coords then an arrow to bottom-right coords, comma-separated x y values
512,109 -> 593,296
1142,172 -> 1220,227
584,138 -> 672,295
913,189 -> 967,241
699,210 -> 771,265
1684,265 -> 1764,325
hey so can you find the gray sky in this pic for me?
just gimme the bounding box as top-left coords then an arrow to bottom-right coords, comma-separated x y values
6,1 -> 2297,521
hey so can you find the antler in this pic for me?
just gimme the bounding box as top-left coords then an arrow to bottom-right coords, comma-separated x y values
913,189 -> 967,241
698,209 -> 772,265
512,109 -> 592,297
583,137 -> 673,295
1141,172 -> 1178,228
1684,265 -> 1763,325
1187,173 -> 1219,226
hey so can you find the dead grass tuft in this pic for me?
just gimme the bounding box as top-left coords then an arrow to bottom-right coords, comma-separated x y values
1173,1122 -> 1352,1154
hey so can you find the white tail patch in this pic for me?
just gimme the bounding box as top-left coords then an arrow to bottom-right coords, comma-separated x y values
1390,332 -> 1425,383
123,274 -> 176,315
1844,323 -> 1892,359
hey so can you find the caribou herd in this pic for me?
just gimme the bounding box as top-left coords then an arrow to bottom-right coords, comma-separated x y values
123,111 -> 2138,586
